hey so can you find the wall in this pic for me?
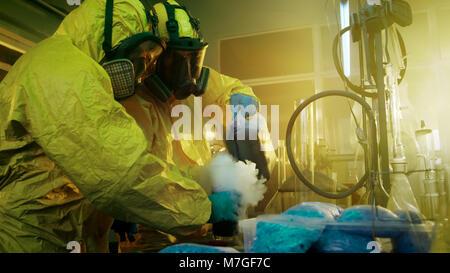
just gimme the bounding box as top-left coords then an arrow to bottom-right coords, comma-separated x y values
0,0 -> 75,43
401,0 -> 450,164
186,0 -> 450,211
186,0 -> 333,69
187,0 -> 450,161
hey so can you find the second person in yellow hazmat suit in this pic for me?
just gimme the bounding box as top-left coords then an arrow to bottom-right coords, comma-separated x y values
108,0 -> 269,251
0,0 -> 259,253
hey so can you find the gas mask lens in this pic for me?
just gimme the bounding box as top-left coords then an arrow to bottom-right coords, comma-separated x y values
156,45 -> 209,100
171,47 -> 207,80
130,41 -> 164,84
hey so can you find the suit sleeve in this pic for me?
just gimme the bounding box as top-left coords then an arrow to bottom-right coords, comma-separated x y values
23,52 -> 211,236
201,67 -> 259,108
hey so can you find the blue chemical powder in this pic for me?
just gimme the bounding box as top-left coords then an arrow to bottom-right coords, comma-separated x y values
336,205 -> 403,238
159,243 -> 239,253
251,220 -> 325,253
338,205 -> 398,222
315,206 -> 430,253
252,202 -> 341,253
250,204 -> 429,253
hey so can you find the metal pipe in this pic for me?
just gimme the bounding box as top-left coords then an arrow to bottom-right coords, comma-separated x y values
30,0 -> 68,18
0,61 -> 12,71
374,31 -> 391,206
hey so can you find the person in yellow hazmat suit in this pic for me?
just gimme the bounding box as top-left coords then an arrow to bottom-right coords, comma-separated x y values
106,0 -> 275,252
0,0 -> 266,253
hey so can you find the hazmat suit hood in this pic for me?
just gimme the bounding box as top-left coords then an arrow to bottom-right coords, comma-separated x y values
0,0 -> 272,253
55,0 -> 149,63
0,0 -> 214,253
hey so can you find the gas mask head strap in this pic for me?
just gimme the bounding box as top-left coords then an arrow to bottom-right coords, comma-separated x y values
103,0 -> 115,59
149,6 -> 160,37
162,1 -> 204,43
101,0 -> 136,101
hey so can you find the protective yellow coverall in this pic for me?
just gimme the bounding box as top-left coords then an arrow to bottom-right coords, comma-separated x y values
0,0 -> 257,253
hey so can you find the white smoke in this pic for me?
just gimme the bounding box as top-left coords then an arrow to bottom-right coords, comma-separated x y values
201,152 -> 267,219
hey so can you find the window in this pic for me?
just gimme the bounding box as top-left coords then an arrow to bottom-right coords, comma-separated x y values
0,27 -> 35,83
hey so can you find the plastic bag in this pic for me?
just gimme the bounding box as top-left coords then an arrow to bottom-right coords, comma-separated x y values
316,206 -> 432,253
159,243 -> 239,253
336,205 -> 402,238
393,209 -> 432,253
315,230 -> 373,253
251,215 -> 327,253
283,202 -> 343,220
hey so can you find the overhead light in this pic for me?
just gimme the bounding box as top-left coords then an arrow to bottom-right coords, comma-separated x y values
340,0 -> 351,78
0,61 -> 12,72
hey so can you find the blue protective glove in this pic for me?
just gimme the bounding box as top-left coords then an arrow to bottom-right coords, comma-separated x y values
208,190 -> 241,223
111,220 -> 139,242
230,94 -> 259,118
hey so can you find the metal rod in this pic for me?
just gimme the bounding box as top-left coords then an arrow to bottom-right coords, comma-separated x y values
31,0 -> 68,18
0,61 -> 12,71
374,31 -> 391,206
359,31 -> 370,182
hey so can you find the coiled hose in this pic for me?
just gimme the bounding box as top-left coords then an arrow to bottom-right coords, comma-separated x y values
332,26 -> 407,97
285,90 -> 378,199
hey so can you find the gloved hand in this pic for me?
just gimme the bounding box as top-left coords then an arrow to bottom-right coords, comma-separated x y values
111,220 -> 139,243
230,93 -> 259,118
208,190 -> 241,223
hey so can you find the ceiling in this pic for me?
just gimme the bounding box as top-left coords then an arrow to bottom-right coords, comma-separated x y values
0,0 -> 78,43
0,0 -> 164,44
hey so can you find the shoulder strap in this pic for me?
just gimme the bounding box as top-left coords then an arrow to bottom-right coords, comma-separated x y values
103,0 -> 114,57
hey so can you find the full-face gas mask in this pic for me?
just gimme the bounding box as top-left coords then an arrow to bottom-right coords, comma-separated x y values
145,1 -> 210,102
100,0 -> 209,103
155,40 -> 209,100
100,0 -> 165,101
